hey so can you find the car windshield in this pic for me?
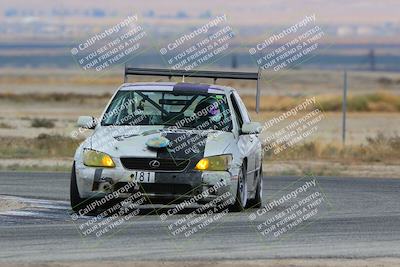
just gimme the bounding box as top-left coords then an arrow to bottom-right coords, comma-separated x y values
101,90 -> 232,131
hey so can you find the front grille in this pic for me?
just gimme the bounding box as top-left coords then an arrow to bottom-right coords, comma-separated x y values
120,157 -> 189,171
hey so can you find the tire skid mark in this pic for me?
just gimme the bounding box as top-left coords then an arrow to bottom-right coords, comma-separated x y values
0,195 -> 72,224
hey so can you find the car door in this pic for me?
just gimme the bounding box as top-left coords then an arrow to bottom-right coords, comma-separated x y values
235,92 -> 262,191
230,92 -> 257,190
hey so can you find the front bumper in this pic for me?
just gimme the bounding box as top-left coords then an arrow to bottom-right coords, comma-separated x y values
75,162 -> 239,204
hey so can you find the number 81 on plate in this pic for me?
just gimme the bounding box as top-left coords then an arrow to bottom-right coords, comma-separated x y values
130,171 -> 155,183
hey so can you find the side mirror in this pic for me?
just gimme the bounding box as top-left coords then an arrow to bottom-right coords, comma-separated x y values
77,116 -> 96,129
241,122 -> 262,134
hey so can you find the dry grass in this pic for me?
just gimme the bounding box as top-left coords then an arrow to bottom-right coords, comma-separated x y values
30,118 -> 55,128
265,132 -> 400,163
0,134 -> 81,159
0,92 -> 111,102
0,132 -> 399,165
0,133 -> 399,177
318,91 -> 400,112
0,122 -> 14,129
1,91 -> 400,112
241,91 -> 400,112
0,73 -> 121,85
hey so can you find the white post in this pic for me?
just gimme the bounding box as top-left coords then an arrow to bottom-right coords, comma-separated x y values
256,68 -> 261,113
342,70 -> 348,145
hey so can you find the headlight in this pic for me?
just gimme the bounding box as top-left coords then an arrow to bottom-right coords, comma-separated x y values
83,149 -> 115,168
194,154 -> 232,171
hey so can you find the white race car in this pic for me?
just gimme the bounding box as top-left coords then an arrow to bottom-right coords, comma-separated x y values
70,68 -> 263,215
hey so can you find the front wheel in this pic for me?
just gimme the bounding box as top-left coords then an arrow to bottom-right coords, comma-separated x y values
70,163 -> 106,216
230,163 -> 248,212
70,162 -> 90,213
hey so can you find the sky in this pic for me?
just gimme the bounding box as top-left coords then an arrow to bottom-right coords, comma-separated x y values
0,0 -> 399,26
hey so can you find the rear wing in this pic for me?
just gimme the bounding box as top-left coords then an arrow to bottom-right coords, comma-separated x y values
124,66 -> 262,113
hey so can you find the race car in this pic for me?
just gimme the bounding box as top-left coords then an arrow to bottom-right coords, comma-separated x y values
70,68 -> 263,215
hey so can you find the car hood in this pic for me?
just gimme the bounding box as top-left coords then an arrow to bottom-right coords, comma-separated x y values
88,125 -> 235,159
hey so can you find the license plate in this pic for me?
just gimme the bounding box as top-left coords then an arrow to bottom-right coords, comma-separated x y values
131,171 -> 155,183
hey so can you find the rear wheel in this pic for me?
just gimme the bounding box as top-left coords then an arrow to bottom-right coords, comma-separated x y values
230,163 -> 248,212
247,166 -> 263,208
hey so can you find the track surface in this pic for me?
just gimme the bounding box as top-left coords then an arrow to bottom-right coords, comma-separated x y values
0,171 -> 399,262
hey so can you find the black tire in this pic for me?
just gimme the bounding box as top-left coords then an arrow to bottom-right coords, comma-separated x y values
230,163 -> 248,212
247,165 -> 263,208
70,162 -> 89,213
71,163 -> 126,216
70,162 -> 105,216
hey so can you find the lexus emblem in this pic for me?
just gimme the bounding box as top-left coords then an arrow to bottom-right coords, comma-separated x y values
149,160 -> 160,169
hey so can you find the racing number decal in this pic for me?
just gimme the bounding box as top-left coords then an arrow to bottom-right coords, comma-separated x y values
131,171 -> 155,183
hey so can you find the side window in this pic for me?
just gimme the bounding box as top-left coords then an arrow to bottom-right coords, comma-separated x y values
230,93 -> 244,130
234,92 -> 251,123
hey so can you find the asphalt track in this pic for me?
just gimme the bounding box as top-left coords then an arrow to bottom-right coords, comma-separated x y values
0,171 -> 399,262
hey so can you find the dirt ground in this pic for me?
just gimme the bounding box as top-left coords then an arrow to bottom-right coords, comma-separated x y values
0,197 -> 26,212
